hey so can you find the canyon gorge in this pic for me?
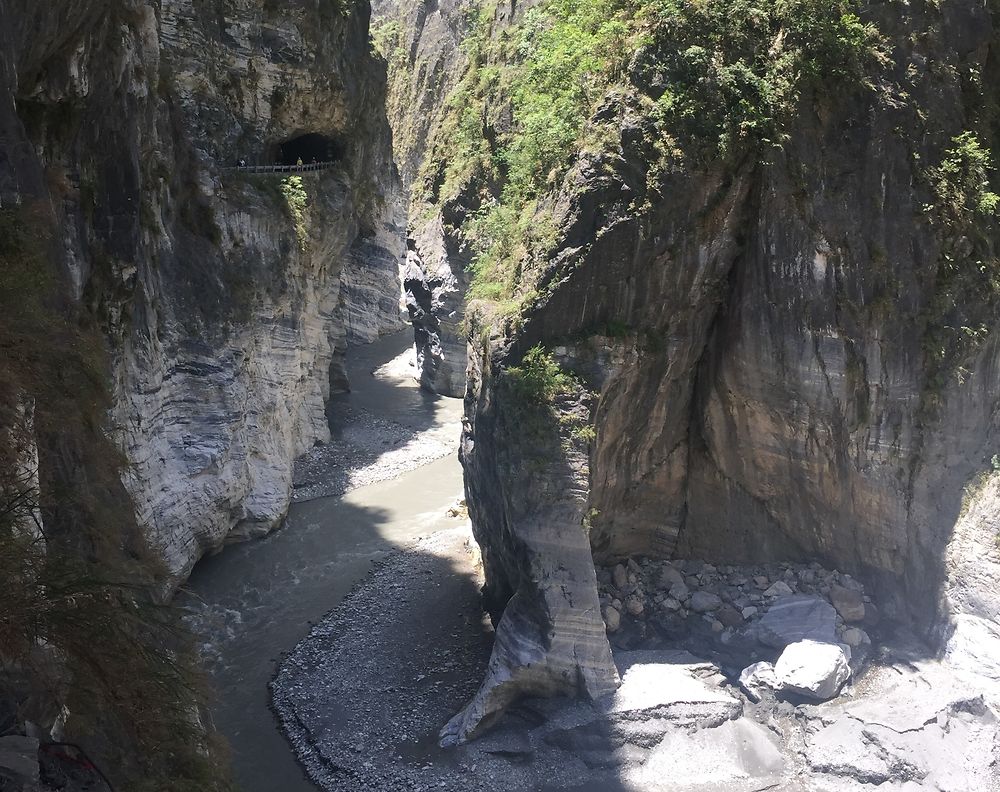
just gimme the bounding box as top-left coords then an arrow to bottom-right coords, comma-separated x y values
1,0 -> 1000,791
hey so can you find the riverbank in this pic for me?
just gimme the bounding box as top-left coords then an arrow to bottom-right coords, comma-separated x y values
273,551 -> 1000,792
272,525 -> 495,792
182,331 -> 466,792
292,336 -> 462,502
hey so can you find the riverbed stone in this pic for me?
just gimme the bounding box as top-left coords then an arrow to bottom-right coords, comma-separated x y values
841,627 -> 869,648
758,596 -> 838,649
739,661 -> 779,702
658,564 -> 685,589
830,584 -> 866,622
716,604 -> 744,628
774,640 -> 851,700
689,591 -> 723,613
612,564 -> 628,590
763,581 -> 794,598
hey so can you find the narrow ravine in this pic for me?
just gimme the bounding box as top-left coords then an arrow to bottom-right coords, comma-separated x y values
181,332 -> 467,792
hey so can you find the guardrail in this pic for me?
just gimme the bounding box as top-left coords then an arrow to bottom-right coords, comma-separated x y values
223,162 -> 338,174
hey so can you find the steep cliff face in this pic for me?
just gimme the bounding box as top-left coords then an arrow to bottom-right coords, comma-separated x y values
0,0 -> 399,782
372,0 -> 474,396
426,0 -> 1000,741
4,0 -> 404,584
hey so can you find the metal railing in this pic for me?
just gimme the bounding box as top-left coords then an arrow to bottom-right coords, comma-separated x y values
223,161 -> 338,174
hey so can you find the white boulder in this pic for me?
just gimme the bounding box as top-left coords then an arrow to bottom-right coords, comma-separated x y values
739,661 -> 779,703
774,639 -> 851,700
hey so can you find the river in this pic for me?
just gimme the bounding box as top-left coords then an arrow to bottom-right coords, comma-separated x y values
182,332 -> 464,792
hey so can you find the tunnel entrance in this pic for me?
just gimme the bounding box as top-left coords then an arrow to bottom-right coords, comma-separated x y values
274,133 -> 342,166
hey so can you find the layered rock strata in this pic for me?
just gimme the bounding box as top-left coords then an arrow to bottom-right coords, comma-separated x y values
2,0 -> 403,585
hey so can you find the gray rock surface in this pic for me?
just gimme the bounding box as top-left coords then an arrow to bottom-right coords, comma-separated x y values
805,663 -> 1000,790
447,347 -> 619,744
758,596 -> 839,649
773,640 -> 851,700
0,0 -> 405,587
452,0 -> 1000,736
0,736 -> 39,784
402,222 -> 469,397
689,591 -> 723,613
372,0 -> 474,397
607,653 -> 741,725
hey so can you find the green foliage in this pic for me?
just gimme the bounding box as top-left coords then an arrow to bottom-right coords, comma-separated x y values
505,345 -> 578,403
0,208 -> 52,313
371,19 -> 406,63
641,0 -> 887,156
927,132 -> 1000,220
264,0 -> 353,19
280,175 -> 309,250
503,0 -> 630,196
917,131 -> 1000,415
503,345 -> 597,445
418,0 -> 888,307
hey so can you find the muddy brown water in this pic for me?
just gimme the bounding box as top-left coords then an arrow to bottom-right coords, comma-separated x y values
182,333 -> 465,792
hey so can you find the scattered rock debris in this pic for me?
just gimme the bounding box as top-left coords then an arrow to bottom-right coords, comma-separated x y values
272,543 -> 1000,791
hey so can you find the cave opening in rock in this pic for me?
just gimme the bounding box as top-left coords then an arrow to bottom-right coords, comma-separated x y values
273,133 -> 343,165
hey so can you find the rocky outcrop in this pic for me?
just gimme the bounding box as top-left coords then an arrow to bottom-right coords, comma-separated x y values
445,340 -> 618,743
0,0 -> 399,781
445,0 -> 1000,742
402,216 -> 469,396
372,0 -> 475,397
0,0 -> 405,790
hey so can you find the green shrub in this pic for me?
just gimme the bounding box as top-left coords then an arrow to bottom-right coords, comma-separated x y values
504,345 -> 597,445
927,132 -> 1000,221
917,130 -> 1000,413
280,175 -> 309,250
505,345 -> 578,402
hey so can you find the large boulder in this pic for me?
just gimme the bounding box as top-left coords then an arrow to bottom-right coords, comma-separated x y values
757,596 -> 838,649
609,651 -> 742,726
774,640 -> 851,700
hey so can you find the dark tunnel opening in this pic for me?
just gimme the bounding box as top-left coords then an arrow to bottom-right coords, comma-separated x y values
274,133 -> 343,165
